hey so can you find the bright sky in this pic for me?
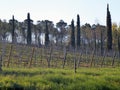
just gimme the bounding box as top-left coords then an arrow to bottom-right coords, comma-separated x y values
0,0 -> 119,25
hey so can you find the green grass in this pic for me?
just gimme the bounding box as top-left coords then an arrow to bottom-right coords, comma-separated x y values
0,67 -> 120,90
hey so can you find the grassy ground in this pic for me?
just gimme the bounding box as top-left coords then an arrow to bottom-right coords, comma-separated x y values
0,67 -> 120,90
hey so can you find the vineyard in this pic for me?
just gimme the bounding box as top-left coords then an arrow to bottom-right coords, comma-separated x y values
0,42 -> 120,89
0,42 -> 120,70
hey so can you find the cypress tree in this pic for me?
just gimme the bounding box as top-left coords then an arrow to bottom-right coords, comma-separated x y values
70,19 -> 75,48
76,14 -> 81,48
27,13 -> 32,45
118,36 -> 120,57
45,20 -> 49,46
100,27 -> 104,56
106,4 -> 112,50
12,15 -> 15,43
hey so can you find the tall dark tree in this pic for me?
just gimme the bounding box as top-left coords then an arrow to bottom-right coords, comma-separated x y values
26,13 -> 33,45
106,4 -> 112,50
45,20 -> 49,46
9,16 -> 18,43
100,27 -> 104,56
12,15 -> 15,43
118,36 -> 120,57
70,19 -> 75,48
76,14 -> 81,48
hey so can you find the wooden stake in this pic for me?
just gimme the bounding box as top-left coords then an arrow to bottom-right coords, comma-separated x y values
7,45 -> 13,67
63,47 -> 67,69
90,49 -> 95,67
112,52 -> 116,67
29,47 -> 35,68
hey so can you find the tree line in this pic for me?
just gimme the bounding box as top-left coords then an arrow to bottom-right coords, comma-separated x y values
0,4 -> 120,53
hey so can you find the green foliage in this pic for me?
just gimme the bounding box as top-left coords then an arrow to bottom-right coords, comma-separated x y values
107,4 -> 112,50
70,19 -> 75,48
11,15 -> 15,43
0,67 -> 120,90
27,13 -> 32,45
56,20 -> 67,46
45,20 -> 49,46
76,14 -> 81,48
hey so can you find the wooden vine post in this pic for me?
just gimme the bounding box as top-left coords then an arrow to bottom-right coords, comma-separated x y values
74,48 -> 77,73
29,47 -> 35,68
90,49 -> 95,67
7,45 -> 13,67
112,52 -> 116,67
0,56 -> 2,71
62,47 -> 67,69
101,51 -> 107,67
47,47 -> 52,68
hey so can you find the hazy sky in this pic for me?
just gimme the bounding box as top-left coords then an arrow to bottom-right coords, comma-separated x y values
0,0 -> 119,25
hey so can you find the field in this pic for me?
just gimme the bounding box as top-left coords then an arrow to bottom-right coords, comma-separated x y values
0,67 -> 120,90
0,43 -> 120,89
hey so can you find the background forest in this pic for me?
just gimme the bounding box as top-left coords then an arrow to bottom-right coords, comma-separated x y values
0,5 -> 120,54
